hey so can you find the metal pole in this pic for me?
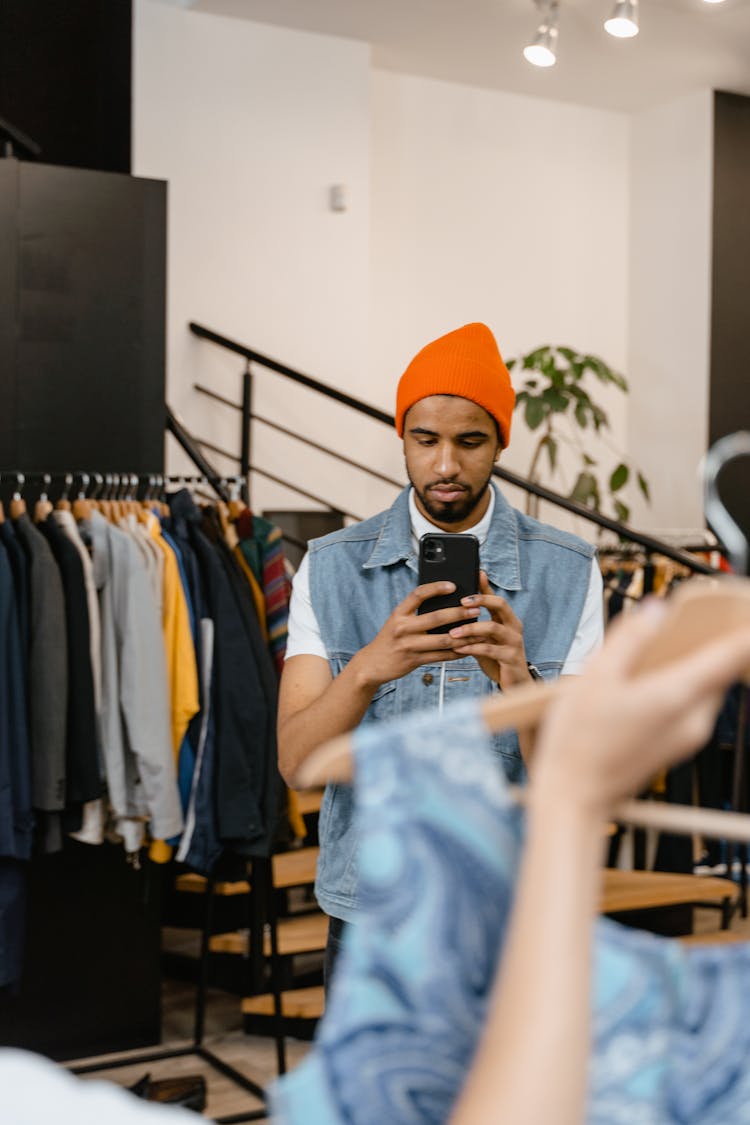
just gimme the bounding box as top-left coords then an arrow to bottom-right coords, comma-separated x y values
241,361 -> 252,504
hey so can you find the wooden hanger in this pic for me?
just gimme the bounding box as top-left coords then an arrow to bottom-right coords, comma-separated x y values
72,473 -> 93,522
34,475 -> 53,523
9,474 -> 26,519
55,473 -> 73,512
294,578 -> 750,840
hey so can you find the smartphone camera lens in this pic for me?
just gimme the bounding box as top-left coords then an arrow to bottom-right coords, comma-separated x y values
423,538 -> 445,563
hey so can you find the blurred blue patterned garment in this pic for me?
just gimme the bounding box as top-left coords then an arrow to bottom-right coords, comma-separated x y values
270,700 -> 750,1124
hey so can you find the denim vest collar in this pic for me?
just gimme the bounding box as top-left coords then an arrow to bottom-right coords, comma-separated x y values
362,483 -> 521,591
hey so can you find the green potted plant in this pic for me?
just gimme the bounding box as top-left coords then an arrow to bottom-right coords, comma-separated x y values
507,345 -> 650,525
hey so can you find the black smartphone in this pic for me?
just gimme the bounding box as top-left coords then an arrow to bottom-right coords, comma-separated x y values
417,532 -> 480,634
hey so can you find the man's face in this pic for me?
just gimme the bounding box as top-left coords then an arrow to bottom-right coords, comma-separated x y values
403,395 -> 502,532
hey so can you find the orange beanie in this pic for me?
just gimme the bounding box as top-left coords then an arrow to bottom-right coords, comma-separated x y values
395,323 -> 515,447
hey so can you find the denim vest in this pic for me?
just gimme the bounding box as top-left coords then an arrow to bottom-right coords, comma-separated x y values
309,484 -> 595,921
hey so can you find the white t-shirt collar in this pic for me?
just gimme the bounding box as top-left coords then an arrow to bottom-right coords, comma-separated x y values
408,485 -> 496,552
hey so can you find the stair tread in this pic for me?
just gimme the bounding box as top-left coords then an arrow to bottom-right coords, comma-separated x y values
601,868 -> 738,913
175,872 -> 250,896
209,913 -> 329,957
174,847 -> 319,897
679,929 -> 747,945
273,847 -> 318,888
242,986 -> 325,1020
296,789 -> 324,816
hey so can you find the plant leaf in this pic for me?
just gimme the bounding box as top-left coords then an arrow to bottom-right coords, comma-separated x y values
569,471 -> 599,509
591,404 -> 610,432
582,453 -> 597,467
523,346 -> 552,369
613,499 -> 630,523
545,435 -> 558,473
637,472 -> 651,502
609,463 -> 629,493
574,402 -> 588,428
542,387 -> 568,412
524,396 -> 546,431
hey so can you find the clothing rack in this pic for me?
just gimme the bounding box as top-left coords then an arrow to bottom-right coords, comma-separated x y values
1,469 -> 285,1122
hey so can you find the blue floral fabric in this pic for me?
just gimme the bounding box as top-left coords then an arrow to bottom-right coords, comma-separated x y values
271,700 -> 750,1124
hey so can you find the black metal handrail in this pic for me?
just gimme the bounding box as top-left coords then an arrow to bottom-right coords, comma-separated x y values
195,383 -> 403,491
188,322 -> 720,576
166,406 -> 230,502
190,322 -> 391,425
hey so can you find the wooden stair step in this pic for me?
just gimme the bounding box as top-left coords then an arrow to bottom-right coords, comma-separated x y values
175,872 -> 250,896
209,913 -> 329,957
174,847 -> 319,897
273,847 -> 318,888
601,869 -> 738,914
242,986 -> 325,1020
679,929 -> 748,946
296,788 -> 324,816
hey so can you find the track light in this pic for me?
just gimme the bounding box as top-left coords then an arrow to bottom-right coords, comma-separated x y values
604,0 -> 639,38
524,0 -> 559,68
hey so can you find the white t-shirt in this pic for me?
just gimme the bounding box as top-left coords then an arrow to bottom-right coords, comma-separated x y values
286,488 -> 604,674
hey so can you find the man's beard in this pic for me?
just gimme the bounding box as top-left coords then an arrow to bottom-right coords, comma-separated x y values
409,470 -> 494,526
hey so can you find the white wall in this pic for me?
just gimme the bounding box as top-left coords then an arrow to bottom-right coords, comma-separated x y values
628,90 -> 714,534
133,3 -> 714,543
133,0 -> 376,515
370,71 -> 630,536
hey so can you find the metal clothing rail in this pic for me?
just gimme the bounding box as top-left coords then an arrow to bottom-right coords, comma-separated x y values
0,456 -> 283,1122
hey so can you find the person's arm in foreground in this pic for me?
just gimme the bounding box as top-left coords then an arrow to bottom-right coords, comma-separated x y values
451,599 -> 750,1125
277,581 -> 479,786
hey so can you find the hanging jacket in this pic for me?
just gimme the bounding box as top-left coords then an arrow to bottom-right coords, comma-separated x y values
12,513 -> 67,821
39,515 -> 101,814
86,511 -> 182,851
0,541 -> 32,861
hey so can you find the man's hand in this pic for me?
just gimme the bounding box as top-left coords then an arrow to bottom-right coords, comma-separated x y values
446,571 -> 531,689
351,580 -> 481,690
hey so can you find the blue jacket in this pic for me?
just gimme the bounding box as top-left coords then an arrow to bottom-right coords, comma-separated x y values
308,484 -> 595,921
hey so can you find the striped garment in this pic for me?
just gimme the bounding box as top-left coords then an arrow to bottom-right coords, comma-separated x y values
235,509 -> 291,679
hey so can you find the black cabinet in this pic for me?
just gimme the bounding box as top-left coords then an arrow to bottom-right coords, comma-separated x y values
0,157 -> 165,478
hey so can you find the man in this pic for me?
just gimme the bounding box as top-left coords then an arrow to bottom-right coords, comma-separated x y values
277,322 -> 603,973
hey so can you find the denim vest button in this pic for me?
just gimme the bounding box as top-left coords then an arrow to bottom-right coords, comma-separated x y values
422,672 -> 434,685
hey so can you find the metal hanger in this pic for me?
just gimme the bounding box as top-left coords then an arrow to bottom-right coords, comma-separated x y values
703,431 -> 750,577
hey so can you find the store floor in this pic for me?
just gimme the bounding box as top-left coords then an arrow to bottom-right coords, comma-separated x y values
70,901 -> 750,1121
73,976 -> 311,1121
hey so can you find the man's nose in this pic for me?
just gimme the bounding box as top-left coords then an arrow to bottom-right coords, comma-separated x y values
433,442 -> 460,478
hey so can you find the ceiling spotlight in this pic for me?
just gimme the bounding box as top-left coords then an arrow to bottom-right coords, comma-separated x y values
604,0 -> 639,38
524,1 -> 559,68
702,0 -> 727,4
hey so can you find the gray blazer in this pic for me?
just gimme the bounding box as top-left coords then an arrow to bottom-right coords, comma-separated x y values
88,511 -> 183,848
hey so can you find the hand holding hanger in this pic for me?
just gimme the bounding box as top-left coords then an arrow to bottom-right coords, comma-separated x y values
296,577 -> 750,841
449,589 -> 750,1125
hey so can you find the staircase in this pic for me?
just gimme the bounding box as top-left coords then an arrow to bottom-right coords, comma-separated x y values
170,788 -> 327,1039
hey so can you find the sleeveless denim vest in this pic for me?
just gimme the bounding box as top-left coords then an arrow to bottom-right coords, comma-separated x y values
309,484 -> 595,921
